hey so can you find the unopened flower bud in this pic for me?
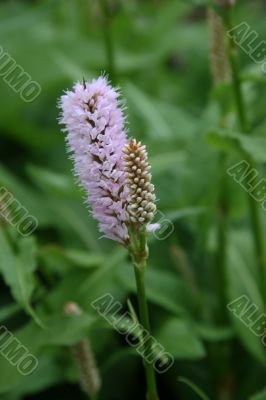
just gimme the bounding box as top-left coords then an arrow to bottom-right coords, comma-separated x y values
123,139 -> 157,226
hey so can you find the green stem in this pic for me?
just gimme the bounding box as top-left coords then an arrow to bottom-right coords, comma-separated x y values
225,13 -> 249,133
247,178 -> 265,292
129,226 -> 159,400
217,152 -> 229,321
133,265 -> 159,400
224,7 -> 266,300
99,0 -> 115,82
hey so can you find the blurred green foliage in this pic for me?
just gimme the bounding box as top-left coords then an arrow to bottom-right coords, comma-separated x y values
1,0 -> 266,399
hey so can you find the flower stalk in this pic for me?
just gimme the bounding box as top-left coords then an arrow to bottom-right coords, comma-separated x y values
99,0 -> 115,82
208,2 -> 231,321
222,3 -> 266,301
124,139 -> 160,400
60,79 -> 160,400
128,225 -> 159,400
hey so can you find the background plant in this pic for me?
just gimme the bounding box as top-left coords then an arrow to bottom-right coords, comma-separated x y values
1,0 -> 266,399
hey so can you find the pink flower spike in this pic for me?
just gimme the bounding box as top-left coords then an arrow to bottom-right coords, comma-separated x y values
59,76 -> 129,244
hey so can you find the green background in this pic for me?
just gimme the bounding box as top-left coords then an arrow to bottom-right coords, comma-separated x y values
1,0 -> 266,399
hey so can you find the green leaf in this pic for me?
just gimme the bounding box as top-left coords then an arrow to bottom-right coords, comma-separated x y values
156,318 -> 205,360
27,165 -> 79,198
0,164 -> 52,227
226,229 -> 266,365
206,128 -> 266,162
118,267 -> 188,316
40,313 -> 97,346
237,135 -> 266,163
195,323 -> 234,342
250,386 -> 266,400
178,376 -> 210,400
40,245 -> 105,269
0,228 -> 42,326
101,348 -> 137,373
0,303 -> 20,323
124,81 -> 173,138
0,312 -> 97,393
242,64 -> 266,84
150,151 -> 186,174
52,50 -> 92,80
11,356 -> 65,398
164,207 -> 206,222
206,129 -> 240,154
78,247 -> 127,295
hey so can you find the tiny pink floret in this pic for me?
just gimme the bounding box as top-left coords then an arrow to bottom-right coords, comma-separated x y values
59,77 -> 129,244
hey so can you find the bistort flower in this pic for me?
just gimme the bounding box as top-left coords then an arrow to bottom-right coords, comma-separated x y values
208,6 -> 230,84
64,302 -> 101,398
59,76 -> 129,244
